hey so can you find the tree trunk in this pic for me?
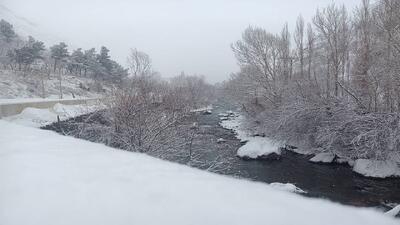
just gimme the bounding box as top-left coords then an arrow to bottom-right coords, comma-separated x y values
53,59 -> 58,73
59,72 -> 63,99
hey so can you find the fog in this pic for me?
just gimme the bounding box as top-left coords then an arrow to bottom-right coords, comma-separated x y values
2,0 -> 361,83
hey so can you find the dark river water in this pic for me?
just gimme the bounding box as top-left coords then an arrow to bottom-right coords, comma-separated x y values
42,101 -> 400,212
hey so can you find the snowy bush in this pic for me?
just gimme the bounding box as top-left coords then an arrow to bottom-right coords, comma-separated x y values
108,80 -> 191,154
316,110 -> 400,160
243,98 -> 400,161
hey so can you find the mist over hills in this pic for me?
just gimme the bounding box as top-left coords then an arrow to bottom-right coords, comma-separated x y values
0,3 -> 68,47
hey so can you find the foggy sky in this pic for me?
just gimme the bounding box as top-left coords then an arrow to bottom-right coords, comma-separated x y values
2,0 -> 361,83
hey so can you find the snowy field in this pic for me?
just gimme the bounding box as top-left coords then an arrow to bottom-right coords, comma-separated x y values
0,120 -> 398,225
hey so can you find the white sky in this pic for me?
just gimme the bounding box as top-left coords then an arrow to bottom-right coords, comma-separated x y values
1,0 -> 361,83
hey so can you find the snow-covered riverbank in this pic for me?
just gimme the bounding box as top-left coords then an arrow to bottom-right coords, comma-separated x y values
220,113 -> 281,159
0,120 -> 398,225
2,102 -> 102,127
219,111 -> 400,179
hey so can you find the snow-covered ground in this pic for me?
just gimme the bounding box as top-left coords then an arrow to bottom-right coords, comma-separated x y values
0,97 -> 98,105
269,183 -> 306,194
220,114 -> 281,159
0,97 -> 74,105
386,205 -> 400,217
190,105 -> 213,113
3,103 -> 101,127
0,120 -> 398,225
309,152 -> 336,163
237,138 -> 281,159
353,159 -> 400,178
0,69 -> 109,99
308,153 -> 400,178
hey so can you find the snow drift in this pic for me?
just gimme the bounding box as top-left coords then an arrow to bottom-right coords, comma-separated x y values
353,159 -> 400,178
3,102 -> 100,127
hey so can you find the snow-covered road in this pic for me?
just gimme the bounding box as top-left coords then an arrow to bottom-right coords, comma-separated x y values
0,120 -> 397,225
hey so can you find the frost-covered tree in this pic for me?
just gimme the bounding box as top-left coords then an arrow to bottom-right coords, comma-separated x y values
294,15 -> 305,79
231,26 -> 287,107
225,0 -> 400,161
313,4 -> 351,97
127,48 -> 151,77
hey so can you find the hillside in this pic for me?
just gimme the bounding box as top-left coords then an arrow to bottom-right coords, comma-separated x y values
0,69 -> 112,99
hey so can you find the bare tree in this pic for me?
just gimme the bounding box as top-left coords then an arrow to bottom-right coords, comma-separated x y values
313,4 -> 350,97
231,26 -> 285,107
294,15 -> 305,79
306,23 -> 315,81
280,23 -> 292,84
127,48 -> 151,77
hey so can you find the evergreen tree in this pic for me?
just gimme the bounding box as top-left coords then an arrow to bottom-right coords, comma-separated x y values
83,48 -> 101,77
0,19 -> 16,43
97,46 -> 112,73
7,36 -> 45,70
109,60 -> 128,83
50,42 -> 69,72
69,48 -> 85,75
27,36 -> 45,61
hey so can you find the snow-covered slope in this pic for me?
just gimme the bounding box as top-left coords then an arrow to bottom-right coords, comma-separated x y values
0,120 -> 397,225
0,70 -> 109,99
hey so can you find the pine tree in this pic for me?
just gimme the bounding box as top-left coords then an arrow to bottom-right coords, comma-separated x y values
50,42 -> 69,72
97,46 -> 112,74
0,19 -> 16,43
7,36 -> 45,70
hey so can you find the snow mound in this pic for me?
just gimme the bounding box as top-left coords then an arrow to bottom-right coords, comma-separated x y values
336,157 -> 355,166
237,137 -> 281,159
217,138 -> 226,143
190,105 -> 213,113
220,113 -> 281,159
310,152 -> 336,163
386,205 -> 400,217
353,159 -> 400,178
270,183 -> 306,194
53,103 -> 95,118
3,103 -> 100,127
220,114 -> 241,133
0,120 -> 398,225
3,107 -> 57,127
